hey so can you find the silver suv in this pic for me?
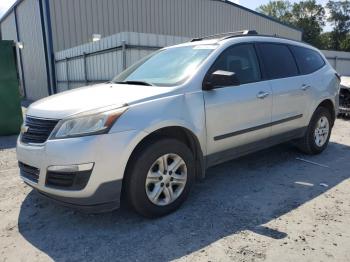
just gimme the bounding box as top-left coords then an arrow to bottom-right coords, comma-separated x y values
17,31 -> 340,217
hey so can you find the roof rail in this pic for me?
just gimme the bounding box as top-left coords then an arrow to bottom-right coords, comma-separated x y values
190,30 -> 258,42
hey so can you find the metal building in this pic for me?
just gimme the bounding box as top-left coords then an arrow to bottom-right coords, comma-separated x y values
0,0 -> 302,100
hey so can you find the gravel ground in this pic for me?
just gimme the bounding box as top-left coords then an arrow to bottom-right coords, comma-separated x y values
0,120 -> 349,262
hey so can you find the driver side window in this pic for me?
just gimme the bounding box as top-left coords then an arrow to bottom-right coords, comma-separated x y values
210,44 -> 261,85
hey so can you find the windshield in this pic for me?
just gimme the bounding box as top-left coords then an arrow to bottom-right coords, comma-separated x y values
112,45 -> 217,87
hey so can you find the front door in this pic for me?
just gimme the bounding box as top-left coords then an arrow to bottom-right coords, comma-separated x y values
203,44 -> 272,164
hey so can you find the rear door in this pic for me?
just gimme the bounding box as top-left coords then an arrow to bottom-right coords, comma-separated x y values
289,45 -> 327,120
203,44 -> 272,161
257,43 -> 307,137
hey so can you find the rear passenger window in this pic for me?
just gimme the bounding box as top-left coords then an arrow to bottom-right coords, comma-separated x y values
209,44 -> 261,84
258,43 -> 298,79
290,46 -> 325,74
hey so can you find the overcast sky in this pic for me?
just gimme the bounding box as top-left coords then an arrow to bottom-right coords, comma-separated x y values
0,0 -> 331,29
234,0 -> 332,31
235,0 -> 329,10
0,0 -> 16,18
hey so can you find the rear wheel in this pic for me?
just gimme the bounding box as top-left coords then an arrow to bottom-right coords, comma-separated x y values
125,138 -> 195,218
297,106 -> 332,154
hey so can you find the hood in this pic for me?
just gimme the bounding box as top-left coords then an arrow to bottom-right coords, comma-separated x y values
27,83 -> 173,119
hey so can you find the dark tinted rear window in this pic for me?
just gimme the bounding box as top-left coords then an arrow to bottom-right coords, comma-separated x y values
258,43 -> 298,79
290,46 -> 325,74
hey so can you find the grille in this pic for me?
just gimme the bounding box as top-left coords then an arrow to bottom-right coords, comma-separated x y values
19,162 -> 40,183
46,170 -> 92,190
21,117 -> 59,144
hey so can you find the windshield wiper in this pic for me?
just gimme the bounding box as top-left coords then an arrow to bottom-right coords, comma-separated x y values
113,80 -> 154,86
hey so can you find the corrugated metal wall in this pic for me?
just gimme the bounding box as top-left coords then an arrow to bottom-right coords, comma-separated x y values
322,50 -> 350,76
55,32 -> 350,93
1,0 -> 302,100
0,12 -> 25,96
0,0 -> 49,100
0,12 -> 17,43
49,0 -> 302,52
55,32 -> 189,92
16,0 -> 49,100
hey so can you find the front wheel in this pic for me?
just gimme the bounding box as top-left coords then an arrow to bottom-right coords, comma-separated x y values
125,139 -> 195,218
297,106 -> 333,154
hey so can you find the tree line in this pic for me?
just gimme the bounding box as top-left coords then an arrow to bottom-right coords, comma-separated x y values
256,0 -> 350,51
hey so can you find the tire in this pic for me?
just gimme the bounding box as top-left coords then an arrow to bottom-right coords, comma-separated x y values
125,138 -> 195,218
297,106 -> 333,155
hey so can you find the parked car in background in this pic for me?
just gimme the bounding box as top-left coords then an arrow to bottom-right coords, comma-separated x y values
17,31 -> 340,217
339,76 -> 350,117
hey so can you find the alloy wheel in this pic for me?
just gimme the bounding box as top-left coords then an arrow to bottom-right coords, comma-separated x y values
145,153 -> 187,206
314,116 -> 330,147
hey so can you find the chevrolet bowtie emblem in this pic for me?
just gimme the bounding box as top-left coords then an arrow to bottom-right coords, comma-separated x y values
21,125 -> 29,133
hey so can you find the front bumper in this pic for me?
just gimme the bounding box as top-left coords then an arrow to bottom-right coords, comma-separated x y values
16,130 -> 142,212
36,180 -> 122,213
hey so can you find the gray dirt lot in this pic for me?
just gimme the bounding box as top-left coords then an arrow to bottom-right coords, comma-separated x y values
0,120 -> 349,262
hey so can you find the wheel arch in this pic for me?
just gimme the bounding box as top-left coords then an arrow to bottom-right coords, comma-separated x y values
120,125 -> 206,203
316,99 -> 336,126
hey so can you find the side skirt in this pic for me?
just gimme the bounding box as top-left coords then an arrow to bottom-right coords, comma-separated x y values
205,127 -> 307,168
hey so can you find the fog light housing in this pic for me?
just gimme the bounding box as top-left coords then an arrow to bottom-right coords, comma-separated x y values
46,163 -> 94,190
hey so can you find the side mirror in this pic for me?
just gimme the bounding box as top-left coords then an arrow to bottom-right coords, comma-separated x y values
203,70 -> 240,90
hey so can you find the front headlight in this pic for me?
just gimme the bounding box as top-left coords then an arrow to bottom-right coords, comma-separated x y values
51,107 -> 128,139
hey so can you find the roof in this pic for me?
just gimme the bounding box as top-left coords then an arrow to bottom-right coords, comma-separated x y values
218,35 -> 312,49
170,34 -> 313,52
0,0 -> 302,33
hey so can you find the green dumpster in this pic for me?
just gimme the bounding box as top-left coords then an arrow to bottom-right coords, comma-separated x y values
0,40 -> 23,136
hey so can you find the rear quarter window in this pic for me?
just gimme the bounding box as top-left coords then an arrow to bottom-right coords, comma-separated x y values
290,46 -> 325,74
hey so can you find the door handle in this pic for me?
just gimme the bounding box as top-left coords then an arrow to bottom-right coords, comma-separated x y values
301,84 -> 310,91
257,91 -> 270,99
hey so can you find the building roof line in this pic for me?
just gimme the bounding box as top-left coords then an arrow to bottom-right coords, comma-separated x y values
218,0 -> 303,33
1,0 -> 302,34
0,0 -> 24,24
